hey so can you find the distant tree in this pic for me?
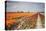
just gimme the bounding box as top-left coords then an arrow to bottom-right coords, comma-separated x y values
17,11 -> 20,13
20,11 -> 24,13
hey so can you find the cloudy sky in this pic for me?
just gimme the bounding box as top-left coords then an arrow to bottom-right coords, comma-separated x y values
6,1 -> 45,12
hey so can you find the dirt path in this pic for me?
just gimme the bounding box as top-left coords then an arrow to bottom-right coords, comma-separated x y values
35,14 -> 43,29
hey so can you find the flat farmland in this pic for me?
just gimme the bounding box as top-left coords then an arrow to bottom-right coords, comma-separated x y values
6,12 -> 37,27
6,12 -> 45,29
